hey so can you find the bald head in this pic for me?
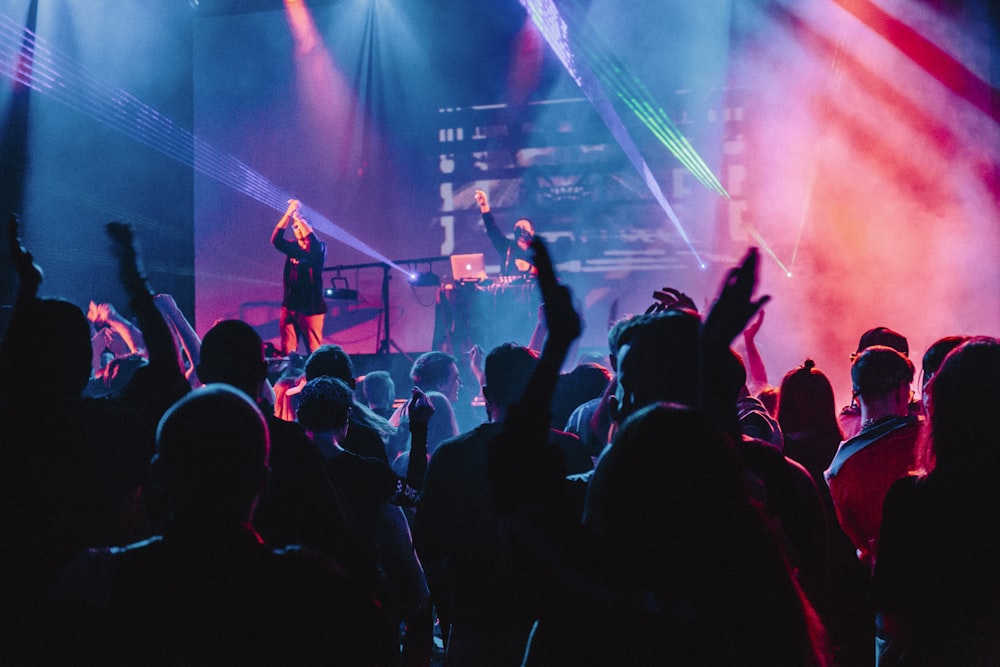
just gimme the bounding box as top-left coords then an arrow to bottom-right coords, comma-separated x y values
155,385 -> 269,524
197,319 -> 268,399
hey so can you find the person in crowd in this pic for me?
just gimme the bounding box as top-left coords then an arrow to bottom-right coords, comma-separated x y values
0,216 -> 190,662
272,352 -> 307,421
271,199 -> 326,355
918,335 -> 968,409
779,359 -> 873,666
873,337 -> 1000,666
839,327 -> 920,438
87,352 -> 149,399
415,342 -> 593,664
609,306 -> 829,613
49,384 -> 396,665
84,293 -> 201,398
302,343 -> 393,463
199,320 -> 432,665
825,345 -> 923,570
734,353 -> 784,450
389,351 -> 461,474
550,361 -> 612,433
87,299 -> 145,378
296,376 -> 434,666
474,188 -> 537,278
562,315 -> 635,461
191,319 -> 340,558
363,369 -> 397,420
779,359 -> 843,484
486,241 -> 830,665
757,384 -> 780,416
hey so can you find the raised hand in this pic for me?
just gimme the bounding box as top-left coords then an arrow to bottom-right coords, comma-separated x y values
86,301 -> 117,326
703,247 -> 770,348
106,221 -> 149,297
153,293 -> 180,313
469,344 -> 484,372
532,237 -> 580,349
646,286 -> 698,314
407,386 -> 434,425
744,308 -> 765,341
7,213 -> 42,297
474,189 -> 490,213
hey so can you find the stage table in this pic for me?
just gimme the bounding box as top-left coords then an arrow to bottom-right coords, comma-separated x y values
433,278 -> 541,356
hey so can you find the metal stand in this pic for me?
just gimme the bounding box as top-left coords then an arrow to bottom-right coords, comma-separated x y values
378,263 -> 408,358
323,255 -> 449,360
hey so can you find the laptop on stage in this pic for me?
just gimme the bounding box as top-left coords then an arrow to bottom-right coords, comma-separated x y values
450,253 -> 488,283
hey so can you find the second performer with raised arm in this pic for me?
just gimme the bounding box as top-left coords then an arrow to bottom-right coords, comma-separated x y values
474,188 -> 538,278
271,199 -> 327,355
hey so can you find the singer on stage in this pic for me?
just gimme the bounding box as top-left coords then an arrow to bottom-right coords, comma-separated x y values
271,199 -> 327,355
474,189 -> 538,278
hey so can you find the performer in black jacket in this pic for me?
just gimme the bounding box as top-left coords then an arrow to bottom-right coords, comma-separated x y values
474,189 -> 537,278
271,199 -> 327,355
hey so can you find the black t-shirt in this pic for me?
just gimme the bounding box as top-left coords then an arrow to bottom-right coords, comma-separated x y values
322,451 -> 403,582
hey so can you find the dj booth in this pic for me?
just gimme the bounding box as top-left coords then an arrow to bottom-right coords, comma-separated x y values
321,254 -> 540,359
432,277 -> 541,356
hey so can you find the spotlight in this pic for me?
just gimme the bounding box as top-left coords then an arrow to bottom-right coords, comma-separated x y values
407,270 -> 441,287
325,275 -> 358,300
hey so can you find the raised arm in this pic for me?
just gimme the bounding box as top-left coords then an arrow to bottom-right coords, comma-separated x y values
271,199 -> 299,246
388,388 -> 435,506
7,213 -> 42,305
701,248 -> 770,433
404,387 -> 433,493
741,309 -> 769,393
528,303 -> 547,354
154,293 -> 201,385
491,238 -> 580,508
475,189 -> 508,256
1,214 -> 43,410
105,222 -> 187,409
521,238 -> 581,420
703,247 -> 770,349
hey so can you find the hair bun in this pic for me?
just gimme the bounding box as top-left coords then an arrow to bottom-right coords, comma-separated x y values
803,359 -> 816,371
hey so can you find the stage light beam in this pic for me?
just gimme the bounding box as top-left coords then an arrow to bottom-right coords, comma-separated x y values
519,0 -> 706,268
0,9 -> 408,276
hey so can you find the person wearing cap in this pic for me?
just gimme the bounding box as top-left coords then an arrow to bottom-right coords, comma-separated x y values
838,327 -> 920,439
474,189 -> 538,278
271,199 -> 327,355
824,345 -> 924,570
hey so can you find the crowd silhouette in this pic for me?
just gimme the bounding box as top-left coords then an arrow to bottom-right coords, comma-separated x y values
2,212 -> 997,666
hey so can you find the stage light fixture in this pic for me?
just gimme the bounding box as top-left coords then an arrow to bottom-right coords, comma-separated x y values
407,268 -> 440,287
325,275 -> 358,300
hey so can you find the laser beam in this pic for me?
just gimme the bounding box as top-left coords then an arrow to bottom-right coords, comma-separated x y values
519,0 -> 706,269
0,10 -> 408,276
565,15 -> 729,197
